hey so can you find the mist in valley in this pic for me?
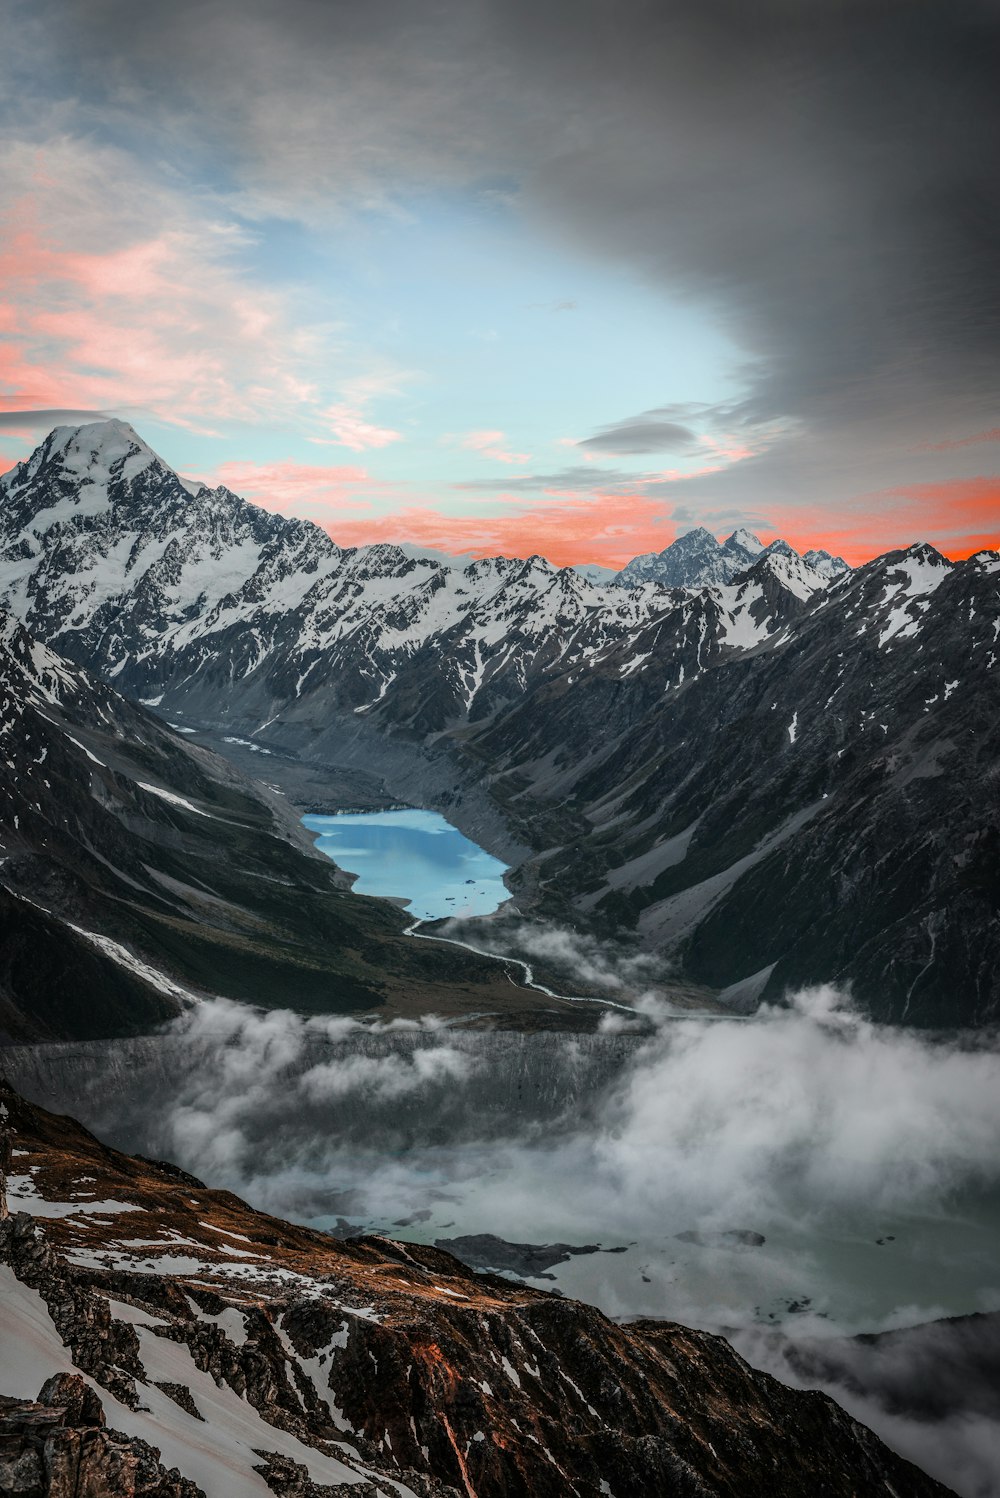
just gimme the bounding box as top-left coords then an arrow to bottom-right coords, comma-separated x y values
41,942 -> 999,1496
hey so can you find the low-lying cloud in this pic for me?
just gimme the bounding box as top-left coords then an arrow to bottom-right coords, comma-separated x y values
58,984 -> 1000,1497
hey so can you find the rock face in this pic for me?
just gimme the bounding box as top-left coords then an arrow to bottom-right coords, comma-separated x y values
1,421 -> 997,1025
613,527 -> 849,590
0,1375 -> 202,1498
0,1080 -> 955,1498
464,543 -> 1000,1025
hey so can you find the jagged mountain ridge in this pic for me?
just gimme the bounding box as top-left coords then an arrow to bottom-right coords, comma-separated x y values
613,524 -> 849,589
0,1081 -> 955,1498
0,422 -> 838,733
1,422 -> 997,1024
0,608 -> 546,1042
459,544 -> 1000,1024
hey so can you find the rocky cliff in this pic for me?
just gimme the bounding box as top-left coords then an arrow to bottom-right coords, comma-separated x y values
0,1080 -> 954,1498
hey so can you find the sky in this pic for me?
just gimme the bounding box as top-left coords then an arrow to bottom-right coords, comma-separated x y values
0,0 -> 997,567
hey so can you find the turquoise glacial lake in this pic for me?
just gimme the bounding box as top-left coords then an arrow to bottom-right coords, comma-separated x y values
302,809 -> 510,921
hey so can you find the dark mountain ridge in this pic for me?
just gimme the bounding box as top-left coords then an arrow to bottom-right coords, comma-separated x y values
1,422 -> 997,1025
0,609 -> 555,1042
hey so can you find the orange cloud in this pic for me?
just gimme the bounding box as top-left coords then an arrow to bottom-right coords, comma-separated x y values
768,476 -> 1000,564
207,458 -> 374,516
322,489 -> 675,567
212,460 -> 999,569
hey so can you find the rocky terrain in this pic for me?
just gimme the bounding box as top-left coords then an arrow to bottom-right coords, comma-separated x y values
0,608 -> 568,1043
0,1079 -> 956,1498
612,525 -> 848,590
461,543 -> 1000,1026
0,423 -> 830,738
1,420 -> 997,1025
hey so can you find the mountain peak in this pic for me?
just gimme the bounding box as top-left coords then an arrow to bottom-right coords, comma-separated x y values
618,526 -> 768,589
44,417 -> 159,472
0,420 -> 168,503
723,527 -> 764,556
667,526 -> 721,553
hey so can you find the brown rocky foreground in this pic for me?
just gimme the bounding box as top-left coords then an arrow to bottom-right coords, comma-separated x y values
0,1079 -> 952,1497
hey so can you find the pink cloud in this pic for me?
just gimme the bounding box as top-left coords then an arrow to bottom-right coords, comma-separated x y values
206,458 -> 375,517
459,429 -> 531,464
318,403 -> 403,452
0,145 -> 333,435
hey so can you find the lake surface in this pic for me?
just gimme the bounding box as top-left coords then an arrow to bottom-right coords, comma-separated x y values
302,808 -> 510,921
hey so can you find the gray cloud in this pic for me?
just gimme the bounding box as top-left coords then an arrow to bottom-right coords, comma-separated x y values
0,409 -> 109,430
454,464 -> 654,494
578,410 -> 697,455
61,982 -> 1000,1494
43,3 -> 1000,405
17,1 -> 999,527
738,1319 -> 1000,1498
86,984 -> 1000,1264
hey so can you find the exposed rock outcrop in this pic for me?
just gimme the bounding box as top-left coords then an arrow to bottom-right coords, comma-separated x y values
0,1080 -> 955,1497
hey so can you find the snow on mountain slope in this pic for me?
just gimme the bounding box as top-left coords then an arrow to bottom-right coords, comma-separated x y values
0,608 -> 530,1042
5,421 -> 993,1027
458,542 -> 1000,1026
613,525 -> 845,591
0,423 -> 822,733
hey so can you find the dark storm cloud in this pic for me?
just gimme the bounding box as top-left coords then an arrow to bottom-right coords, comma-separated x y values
37,0 -> 1000,511
578,410 -> 697,455
530,1 -> 1000,419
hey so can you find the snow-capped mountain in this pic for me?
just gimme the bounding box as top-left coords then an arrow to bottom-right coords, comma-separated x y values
1,421 -> 996,1025
0,422 -> 838,736
465,543 -> 1000,1026
0,607 -> 520,1042
613,525 -> 848,590
0,1080 -> 953,1498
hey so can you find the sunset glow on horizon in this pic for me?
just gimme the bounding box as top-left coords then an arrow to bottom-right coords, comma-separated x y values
0,3 -> 996,569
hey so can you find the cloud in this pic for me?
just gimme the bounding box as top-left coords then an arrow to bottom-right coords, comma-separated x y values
0,407 -> 108,430
757,475 -> 1000,564
88,984 -> 1000,1252
0,137 -> 408,448
578,410 -> 697,456
445,914 -> 666,999
72,980 -> 1000,1492
0,137 -> 334,435
320,489 -> 677,567
36,0 -> 1000,445
319,402 -> 403,452
206,457 -> 373,516
6,1 -> 998,559
458,429 -> 531,464
112,998 -> 477,1184
454,464 -> 646,495
737,1319 -> 1000,1498
921,428 -> 1000,453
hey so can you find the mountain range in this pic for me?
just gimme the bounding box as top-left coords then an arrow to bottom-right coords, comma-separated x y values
1,419 -> 997,1026
0,603 -> 543,1043
613,525 -> 848,589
